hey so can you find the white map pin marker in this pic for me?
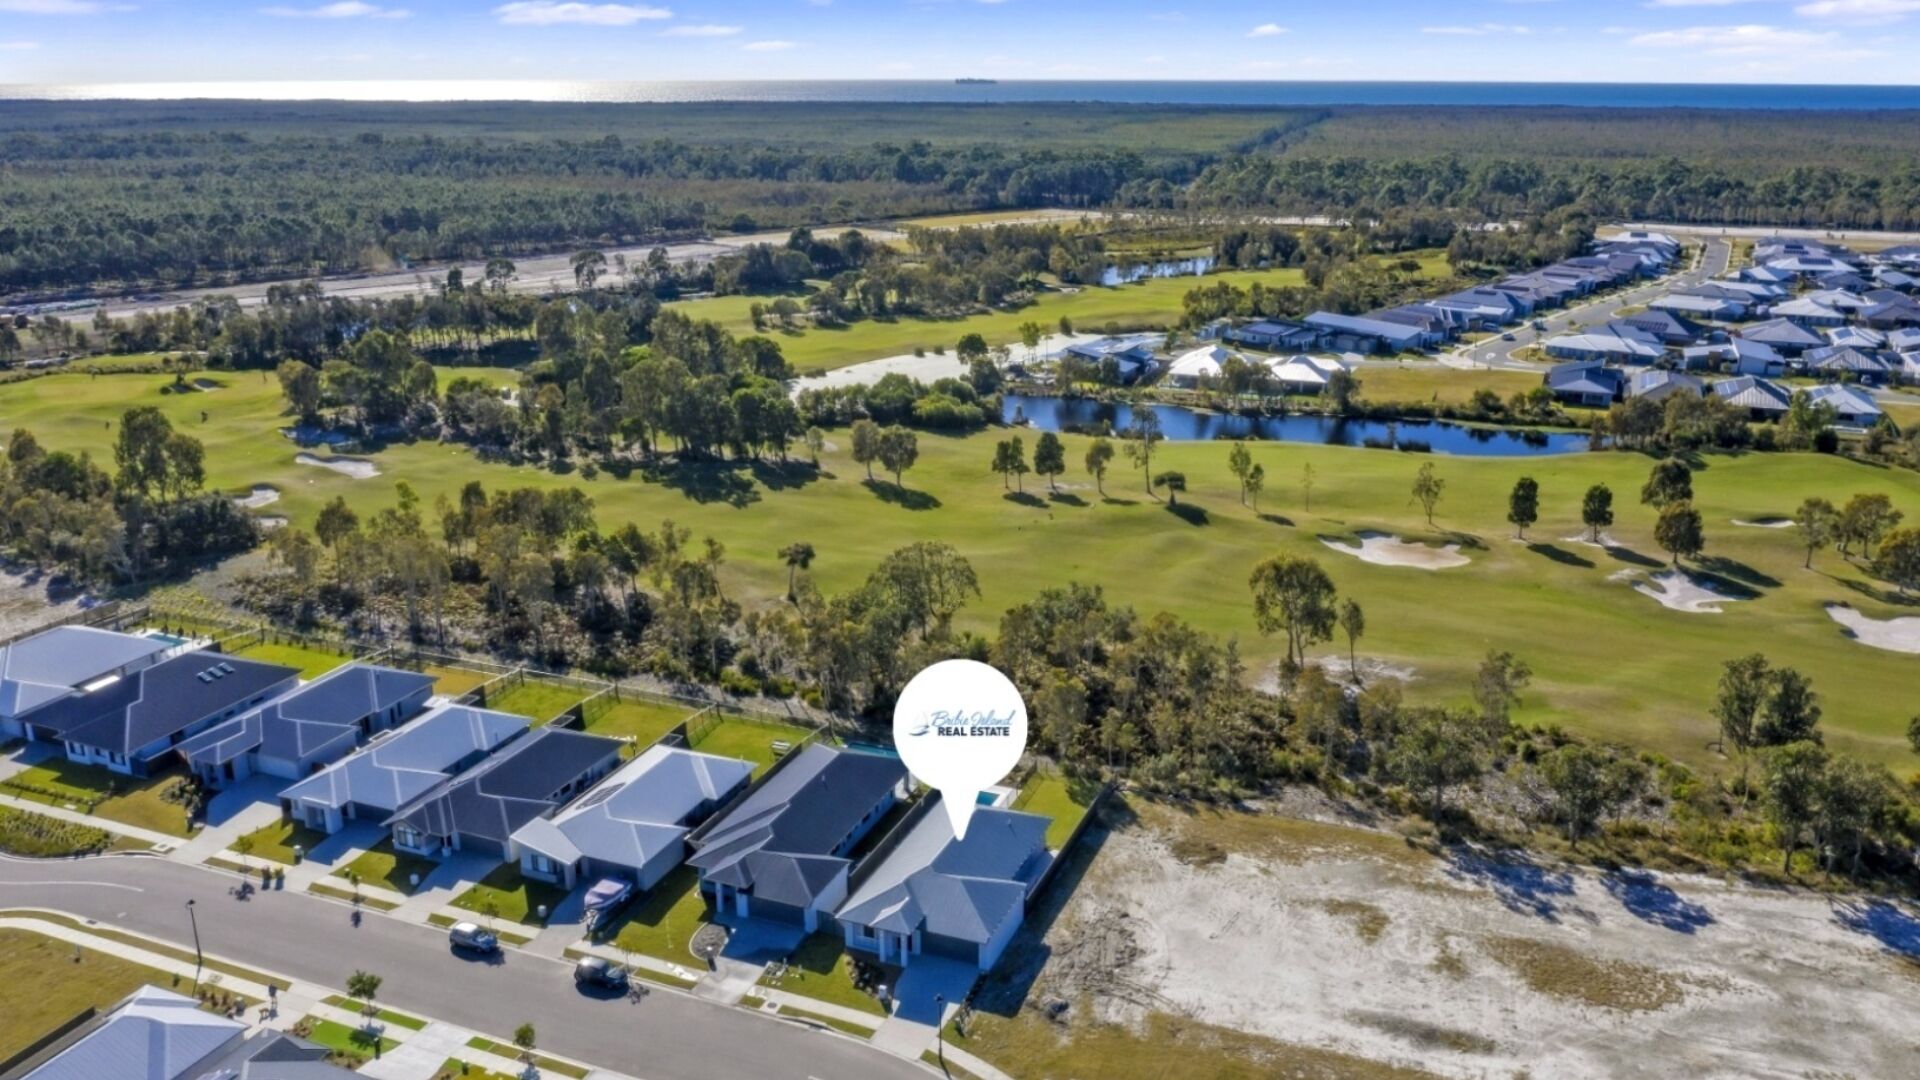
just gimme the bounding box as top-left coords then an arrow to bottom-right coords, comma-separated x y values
892,658 -> 1028,841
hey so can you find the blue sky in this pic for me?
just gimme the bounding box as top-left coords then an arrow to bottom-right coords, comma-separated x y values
4,1 -> 1920,85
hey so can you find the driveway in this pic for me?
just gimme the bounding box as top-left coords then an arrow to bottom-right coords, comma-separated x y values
0,853 -> 931,1080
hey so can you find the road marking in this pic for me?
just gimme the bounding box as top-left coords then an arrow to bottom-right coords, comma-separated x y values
0,879 -> 145,892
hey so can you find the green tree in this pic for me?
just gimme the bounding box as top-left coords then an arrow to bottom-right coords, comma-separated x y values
1301,462 -> 1316,512
1018,321 -> 1044,363
276,360 -> 322,423
513,1023 -> 538,1063
1757,667 -> 1821,747
1654,501 -> 1705,567
314,496 -> 360,549
1033,431 -> 1065,491
1508,476 -> 1539,540
803,426 -> 826,466
1153,470 -> 1186,507
1837,493 -> 1902,559
876,426 -> 919,487
779,541 -> 815,602
1640,459 -> 1692,508
1713,654 -> 1771,787
346,970 -> 382,1030
1249,554 -> 1339,670
1388,709 -> 1488,820
849,418 -> 881,481
1762,741 -> 1828,874
1245,462 -> 1266,513
1870,527 -> 1920,596
1121,411 -> 1164,495
1409,461 -> 1445,526
1792,496 -> 1839,569
1083,436 -> 1114,496
956,332 -> 990,365
1339,598 -> 1365,683
1471,650 -> 1531,733
1537,744 -> 1637,843
571,249 -> 606,290
1908,714 -> 1920,755
1581,483 -> 1614,543
1227,441 -> 1253,504
1325,369 -> 1360,414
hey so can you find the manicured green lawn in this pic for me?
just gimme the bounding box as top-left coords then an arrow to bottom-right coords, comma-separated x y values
484,679 -> 588,723
583,698 -> 698,752
689,717 -> 817,776
448,863 -> 572,926
757,934 -> 887,1017
424,664 -> 494,700
333,838 -> 440,894
230,817 -> 329,866
0,805 -> 122,857
11,365 -> 1920,769
463,1038 -> 588,1079
600,865 -> 712,964
1013,768 -> 1101,850
232,640 -> 352,680
0,929 -> 187,1062
0,760 -> 197,837
323,995 -> 427,1030
296,1016 -> 399,1062
433,1059 -> 522,1080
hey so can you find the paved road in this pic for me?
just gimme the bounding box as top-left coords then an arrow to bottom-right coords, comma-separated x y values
0,854 -> 930,1080
1443,237 -> 1732,372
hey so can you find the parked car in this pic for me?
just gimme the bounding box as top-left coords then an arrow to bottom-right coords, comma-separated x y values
1501,332 -> 1516,341
573,956 -> 629,990
448,921 -> 499,954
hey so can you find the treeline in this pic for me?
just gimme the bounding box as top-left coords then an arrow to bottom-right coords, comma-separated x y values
0,410 -> 257,585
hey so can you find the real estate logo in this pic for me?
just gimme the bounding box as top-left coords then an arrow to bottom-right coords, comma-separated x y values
893,658 -> 1028,840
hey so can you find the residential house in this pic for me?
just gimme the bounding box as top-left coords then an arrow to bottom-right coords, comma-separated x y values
1805,345 -> 1894,384
1888,327 -> 1920,354
1648,293 -> 1746,321
1063,335 -> 1160,383
1761,254 -> 1860,278
1543,324 -> 1663,364
1265,354 -> 1353,393
278,703 -> 528,834
1628,369 -> 1704,403
1738,265 -> 1797,287
1618,309 -> 1704,346
1828,326 -> 1888,350
685,744 -> 908,932
1859,297 -> 1920,329
13,985 -> 353,1080
1434,287 -> 1528,325
1163,344 -> 1240,388
1543,361 -> 1625,407
1224,319 -> 1322,352
1736,318 -> 1825,356
835,797 -> 1051,973
1681,336 -> 1785,376
1302,312 -> 1433,353
1712,375 -> 1793,419
1771,296 -> 1850,328
1872,267 -> 1919,291
383,726 -> 621,859
511,744 -> 754,891
22,652 -> 299,777
0,627 -> 171,741
1815,270 -> 1872,293
1803,383 -> 1883,428
177,663 -> 436,789
1902,353 -> 1920,386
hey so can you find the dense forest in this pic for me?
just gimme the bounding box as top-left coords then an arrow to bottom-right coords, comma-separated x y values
6,100 -> 1920,295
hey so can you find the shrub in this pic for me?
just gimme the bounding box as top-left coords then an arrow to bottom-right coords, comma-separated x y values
0,806 -> 115,857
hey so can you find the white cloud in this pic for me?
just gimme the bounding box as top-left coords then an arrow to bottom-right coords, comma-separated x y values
493,2 -> 671,26
742,39 -> 797,50
1643,0 -> 1757,7
1629,23 -> 1838,53
1794,0 -> 1920,23
0,0 -> 108,12
1247,22 -> 1286,37
661,23 -> 740,36
1422,23 -> 1532,34
261,2 -> 409,18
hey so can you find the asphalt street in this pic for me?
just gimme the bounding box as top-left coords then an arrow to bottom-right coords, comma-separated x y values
0,853 -> 931,1080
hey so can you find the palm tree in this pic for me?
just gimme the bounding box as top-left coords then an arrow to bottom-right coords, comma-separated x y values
780,542 -> 816,602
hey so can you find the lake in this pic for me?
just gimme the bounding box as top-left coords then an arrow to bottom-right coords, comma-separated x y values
1101,257 -> 1216,287
1001,395 -> 1592,457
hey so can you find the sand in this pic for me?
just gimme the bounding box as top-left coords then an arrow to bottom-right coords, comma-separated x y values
253,515 -> 288,531
232,485 -> 280,509
1633,570 -> 1745,614
786,331 -> 1111,393
1825,603 -> 1920,654
0,566 -> 94,641
1560,531 -> 1622,549
1732,517 -> 1793,529
1321,531 -> 1470,570
191,378 -> 223,391
294,453 -> 380,479
1016,803 -> 1920,1080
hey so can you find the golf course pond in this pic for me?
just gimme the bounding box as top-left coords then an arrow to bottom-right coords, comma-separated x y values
1001,394 -> 1593,456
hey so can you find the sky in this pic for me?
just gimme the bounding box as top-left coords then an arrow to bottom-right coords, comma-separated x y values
4,0 -> 1920,86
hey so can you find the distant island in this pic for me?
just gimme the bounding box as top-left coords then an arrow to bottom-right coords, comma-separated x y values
954,78 -> 998,85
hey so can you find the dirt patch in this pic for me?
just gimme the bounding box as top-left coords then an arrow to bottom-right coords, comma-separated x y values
0,566 -> 94,641
1632,570 -> 1746,614
1348,1011 -> 1497,1056
1321,531 -> 1470,570
1479,935 -> 1688,1012
1320,900 -> 1391,944
1302,654 -> 1420,687
233,485 -> 280,509
1826,603 -> 1920,654
294,452 -> 380,479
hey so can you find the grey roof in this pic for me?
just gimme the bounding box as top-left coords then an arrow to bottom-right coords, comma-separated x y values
279,703 -> 528,813
837,801 -> 1049,946
510,744 -> 753,870
1629,369 -> 1703,400
177,663 -> 434,769
1545,361 -> 1625,398
1803,383 -> 1882,420
1737,318 -> 1824,349
1806,345 -> 1893,374
0,627 -> 170,722
687,744 -> 906,907
1302,311 -> 1427,346
385,727 -> 621,846
28,652 -> 299,757
182,1029 -> 358,1080
1712,376 -> 1792,412
20,985 -> 243,1080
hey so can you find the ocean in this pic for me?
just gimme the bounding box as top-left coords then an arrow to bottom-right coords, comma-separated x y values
5,80 -> 1920,109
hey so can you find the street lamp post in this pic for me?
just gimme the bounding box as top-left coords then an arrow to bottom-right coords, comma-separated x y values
185,899 -> 203,994
934,992 -> 946,1072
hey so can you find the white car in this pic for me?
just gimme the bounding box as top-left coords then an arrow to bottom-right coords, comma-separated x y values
448,921 -> 499,954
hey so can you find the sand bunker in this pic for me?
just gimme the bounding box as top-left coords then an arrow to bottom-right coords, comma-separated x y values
1561,531 -> 1621,549
232,485 -> 280,509
1826,603 -> 1920,654
191,378 -> 222,391
1634,570 -> 1745,614
294,452 -> 380,479
1732,517 -> 1792,529
253,515 -> 288,531
1320,531 -> 1469,570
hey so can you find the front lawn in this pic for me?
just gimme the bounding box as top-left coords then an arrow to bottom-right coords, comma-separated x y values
688,716 -> 817,776
0,759 -> 197,837
229,817 -> 329,866
333,838 -> 439,893
757,934 -> 887,1017
294,1016 -> 399,1066
0,929 -> 181,1062
232,640 -> 352,680
433,1060 -> 521,1080
424,664 -> 493,700
463,1038 -> 588,1079
1013,767 -> 1102,850
323,995 -> 426,1031
0,805 -> 123,857
448,863 -> 572,926
583,698 -> 697,752
483,680 -> 587,723
599,865 -> 711,964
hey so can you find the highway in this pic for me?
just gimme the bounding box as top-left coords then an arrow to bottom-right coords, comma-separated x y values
0,853 -> 931,1080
